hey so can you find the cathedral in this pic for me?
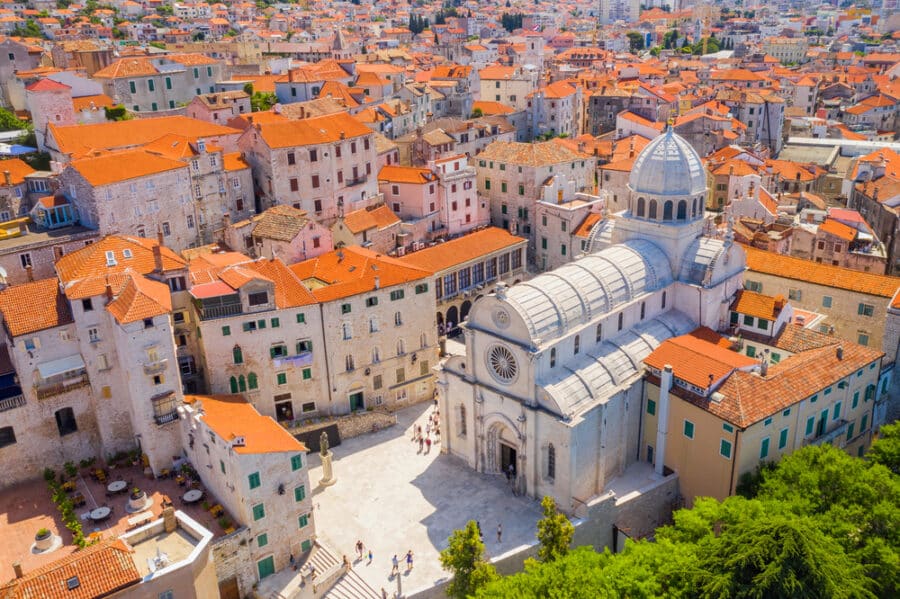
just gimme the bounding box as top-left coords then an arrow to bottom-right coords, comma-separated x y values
436,129 -> 747,512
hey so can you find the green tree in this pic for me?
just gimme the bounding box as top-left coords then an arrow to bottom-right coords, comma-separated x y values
0,107 -> 27,132
251,92 -> 277,112
869,421 -> 900,475
440,520 -> 499,599
626,31 -> 645,53
536,496 -> 574,562
470,107 -> 483,118
243,82 -> 254,96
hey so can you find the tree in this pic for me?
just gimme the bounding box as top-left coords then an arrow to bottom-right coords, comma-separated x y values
626,31 -> 645,53
440,521 -> 499,599
536,496 -> 574,562
869,422 -> 900,475
0,107 -> 28,132
11,19 -> 44,39
470,107 -> 483,118
243,82 -> 254,96
251,92 -> 276,112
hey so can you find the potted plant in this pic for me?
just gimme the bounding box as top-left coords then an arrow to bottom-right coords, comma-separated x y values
34,528 -> 53,551
128,487 -> 148,512
63,461 -> 77,479
130,487 -> 145,500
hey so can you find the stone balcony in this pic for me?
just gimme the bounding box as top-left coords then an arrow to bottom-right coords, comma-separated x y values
805,419 -> 849,447
143,358 -> 169,376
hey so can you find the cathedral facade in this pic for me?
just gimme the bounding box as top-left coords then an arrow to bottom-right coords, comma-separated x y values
436,129 -> 748,512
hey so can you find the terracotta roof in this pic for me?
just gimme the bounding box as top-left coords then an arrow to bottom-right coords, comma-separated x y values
223,152 -> 249,172
730,289 -> 786,321
25,78 -> 69,92
573,213 -> 602,239
818,217 -> 857,242
291,246 -> 431,302
340,204 -> 400,234
743,245 -> 900,298
68,149 -> 185,186
185,394 -> 307,454
93,53 -> 217,78
377,165 -> 434,185
0,158 -> 35,186
254,111 -> 371,149
71,94 -> 114,112
49,117 -> 240,158
471,100 -> 514,115
645,327 -> 757,391
0,278 -> 73,337
105,271 -> 172,324
477,140 -> 588,167
56,235 -> 186,300
250,205 -> 310,242
0,538 -> 139,599
399,227 -> 525,273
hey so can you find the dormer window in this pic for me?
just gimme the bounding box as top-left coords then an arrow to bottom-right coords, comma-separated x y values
248,291 -> 268,306
105,251 -> 116,266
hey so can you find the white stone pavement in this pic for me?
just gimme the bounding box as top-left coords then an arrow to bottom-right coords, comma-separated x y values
306,403 -> 543,597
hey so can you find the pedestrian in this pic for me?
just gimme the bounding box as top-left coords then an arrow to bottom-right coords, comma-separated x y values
434,426 -> 440,443
356,539 -> 364,559
342,554 -> 350,569
497,523 -> 502,543
425,422 -> 431,436
418,437 -> 424,452
417,425 -> 423,440
425,437 -> 432,453
290,553 -> 296,571
368,549 -> 374,563
405,550 -> 413,571
391,554 -> 399,576
381,588 -> 388,599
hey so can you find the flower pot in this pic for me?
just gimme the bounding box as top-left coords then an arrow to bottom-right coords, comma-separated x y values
34,530 -> 54,551
127,489 -> 150,512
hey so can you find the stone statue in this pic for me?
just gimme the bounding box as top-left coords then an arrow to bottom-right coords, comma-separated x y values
319,431 -> 329,456
319,430 -> 336,487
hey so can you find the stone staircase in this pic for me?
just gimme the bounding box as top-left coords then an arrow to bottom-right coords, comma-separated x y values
321,568 -> 381,599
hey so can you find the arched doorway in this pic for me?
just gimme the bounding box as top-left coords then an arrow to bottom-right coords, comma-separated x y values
436,311 -> 444,336
485,419 -> 525,494
460,300 -> 472,323
446,305 -> 459,336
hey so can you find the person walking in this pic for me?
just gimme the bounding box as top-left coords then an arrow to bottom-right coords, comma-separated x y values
425,436 -> 432,453
356,540 -> 364,559
391,554 -> 399,576
497,523 -> 503,543
368,549 -> 374,563
418,436 -> 424,453
405,550 -> 414,572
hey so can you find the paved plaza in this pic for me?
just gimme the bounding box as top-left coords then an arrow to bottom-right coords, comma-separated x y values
307,403 -> 543,597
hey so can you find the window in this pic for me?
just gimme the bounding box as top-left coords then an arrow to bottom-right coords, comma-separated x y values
617,313 -> 623,331
248,472 -> 260,489
89,328 -> 100,343
547,444 -> 556,480
20,253 -> 31,269
233,346 -> 243,364
541,237 -> 547,250
341,303 -> 351,314
549,348 -> 556,368
662,291 -> 667,309
647,399 -> 656,416
396,368 -> 405,384
0,426 -> 16,448
252,503 -> 265,521
345,355 -> 354,371
257,533 -> 268,548
55,408 -> 77,436
129,81 -> 136,93
366,297 -> 378,308
832,401 -> 842,420
858,334 -> 869,346
858,303 -> 874,317
290,178 -> 299,192
296,312 -> 306,324
723,423 -> 734,433
561,244 -> 567,256
298,514 -> 309,528
415,283 -> 428,294
294,485 -> 306,502
369,318 -> 379,333
743,314 -> 754,327
394,311 -> 403,327
760,437 -> 770,459
312,175 -> 320,188
248,373 -> 258,390
342,323 -> 352,340
459,404 -> 467,436
720,439 -> 732,459
860,414 -> 868,433
683,420 -> 695,439
248,292 -> 268,306
287,152 -> 296,165
747,345 -> 757,358
291,454 -> 303,471
764,417 -> 773,427
778,427 -> 789,449
852,391 -> 859,409
596,323 -> 602,342
277,372 -> 287,385
806,416 -> 815,436
640,302 -> 646,320
822,296 -> 832,308
143,318 -> 154,329
373,374 -> 382,390
573,335 -> 580,355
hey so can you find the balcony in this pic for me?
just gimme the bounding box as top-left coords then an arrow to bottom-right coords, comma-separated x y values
154,411 -> 179,425
805,419 -> 849,447
196,303 -> 242,321
0,392 -> 25,413
345,176 -> 367,187
35,373 -> 90,400
143,358 -> 169,375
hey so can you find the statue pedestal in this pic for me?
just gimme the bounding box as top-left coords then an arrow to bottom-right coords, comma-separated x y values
319,450 -> 336,487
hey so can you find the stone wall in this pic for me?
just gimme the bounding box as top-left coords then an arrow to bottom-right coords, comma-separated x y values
211,527 -> 256,599
288,408 -> 398,442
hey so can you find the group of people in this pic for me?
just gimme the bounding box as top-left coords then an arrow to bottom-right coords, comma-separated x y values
412,408 -> 440,454
390,550 -> 414,576
355,539 -> 373,563
475,521 -> 503,544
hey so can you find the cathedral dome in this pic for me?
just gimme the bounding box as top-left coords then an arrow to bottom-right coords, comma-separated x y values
628,128 -> 706,197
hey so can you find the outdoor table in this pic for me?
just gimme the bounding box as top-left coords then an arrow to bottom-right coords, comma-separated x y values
182,489 -> 204,503
107,480 -> 128,494
90,506 -> 111,521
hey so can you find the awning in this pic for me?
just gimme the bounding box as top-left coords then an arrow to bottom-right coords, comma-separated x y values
189,281 -> 236,300
37,354 -> 85,379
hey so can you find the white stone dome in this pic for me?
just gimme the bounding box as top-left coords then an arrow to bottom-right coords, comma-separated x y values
628,128 -> 706,197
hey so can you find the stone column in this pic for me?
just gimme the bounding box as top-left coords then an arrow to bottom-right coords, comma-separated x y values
319,450 -> 336,487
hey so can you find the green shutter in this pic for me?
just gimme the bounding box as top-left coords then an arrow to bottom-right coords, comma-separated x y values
683,420 -> 694,439
248,472 -> 260,489
778,428 -> 788,449
302,368 -> 312,380
291,454 -> 303,471
805,416 -> 815,435
294,485 -> 306,502
646,399 -> 656,415
271,317 -> 280,328
222,325 -> 231,336
252,503 -> 265,521
257,533 -> 268,547
297,313 -> 305,323
720,439 -> 732,459
298,514 -> 309,528
277,372 -> 287,385
760,437 -> 769,459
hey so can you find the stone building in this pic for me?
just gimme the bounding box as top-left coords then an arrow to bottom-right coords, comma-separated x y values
437,129 -> 747,512
224,205 -> 334,264
186,90 -> 251,124
330,203 -> 401,255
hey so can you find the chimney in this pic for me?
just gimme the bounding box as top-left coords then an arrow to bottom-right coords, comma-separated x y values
654,365 -> 673,477
104,283 -> 113,301
223,212 -> 231,226
12,563 -> 22,579
3,170 -> 10,186
836,346 -> 844,360
152,244 -> 163,273
374,276 -> 380,289
157,227 -> 165,248
162,506 -> 176,533
760,358 -> 768,377
340,131 -> 346,140
18,221 -> 26,234
25,265 -> 33,283
773,294 -> 785,309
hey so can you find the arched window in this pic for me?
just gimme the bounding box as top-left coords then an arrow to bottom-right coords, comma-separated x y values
637,197 -> 646,217
369,318 -> 379,333
397,339 -> 405,355
617,312 -> 623,331
649,200 -> 658,219
232,345 -> 243,364
663,201 -> 673,221
677,200 -> 687,220
342,323 -> 352,340
550,348 -> 556,368
662,291 -> 667,309
692,197 -> 698,217
229,376 -> 238,393
420,333 -> 427,349
459,404 -> 467,436
238,375 -> 246,392
596,323 -> 602,342
573,335 -> 580,354
547,444 -> 556,480
247,372 -> 258,390
640,301 -> 646,320
372,347 -> 380,363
